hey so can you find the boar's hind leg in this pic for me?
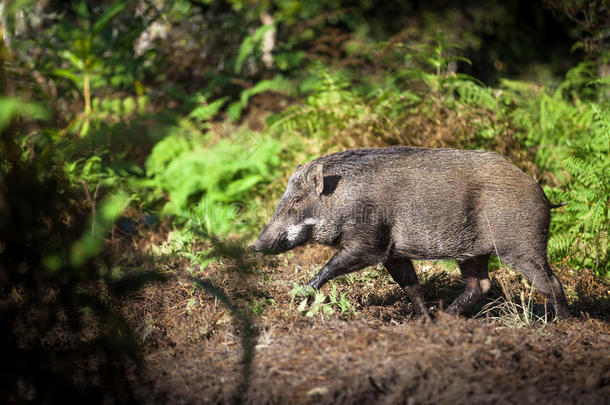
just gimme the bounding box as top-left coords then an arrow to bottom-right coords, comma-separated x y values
306,248 -> 376,290
383,257 -> 429,318
506,256 -> 570,319
446,255 -> 491,315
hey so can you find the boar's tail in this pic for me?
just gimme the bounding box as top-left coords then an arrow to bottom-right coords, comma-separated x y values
550,202 -> 568,209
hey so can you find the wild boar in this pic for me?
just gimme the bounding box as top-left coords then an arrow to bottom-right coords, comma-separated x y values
251,146 -> 570,318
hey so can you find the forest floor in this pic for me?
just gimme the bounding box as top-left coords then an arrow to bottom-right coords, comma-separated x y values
113,228 -> 610,405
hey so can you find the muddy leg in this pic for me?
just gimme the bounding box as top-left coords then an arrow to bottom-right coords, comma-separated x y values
383,256 -> 429,319
505,256 -> 570,319
446,255 -> 491,315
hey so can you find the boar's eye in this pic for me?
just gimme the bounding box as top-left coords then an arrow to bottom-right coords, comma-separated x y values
291,196 -> 303,206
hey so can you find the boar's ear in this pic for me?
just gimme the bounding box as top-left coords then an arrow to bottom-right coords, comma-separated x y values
308,164 -> 324,195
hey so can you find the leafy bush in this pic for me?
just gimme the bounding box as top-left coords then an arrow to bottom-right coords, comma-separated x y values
268,41 -> 521,155
544,104 -> 609,275
145,129 -> 281,235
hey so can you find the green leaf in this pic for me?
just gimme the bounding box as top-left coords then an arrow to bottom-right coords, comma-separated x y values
74,1 -> 90,20
234,24 -> 275,73
227,101 -> 243,121
91,1 -> 128,37
0,97 -> 49,131
322,305 -> 334,315
52,69 -> 83,87
224,175 -> 263,198
59,50 -> 85,70
188,97 -> 228,123
297,298 -> 308,314
70,192 -> 130,267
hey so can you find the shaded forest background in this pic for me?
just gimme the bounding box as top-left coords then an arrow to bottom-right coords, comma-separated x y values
0,0 -> 608,403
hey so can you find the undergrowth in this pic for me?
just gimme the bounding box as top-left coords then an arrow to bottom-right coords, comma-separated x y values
3,2 -> 608,402
265,50 -> 609,277
291,283 -> 358,319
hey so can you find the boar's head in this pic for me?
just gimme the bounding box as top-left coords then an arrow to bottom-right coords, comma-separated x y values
251,163 -> 325,254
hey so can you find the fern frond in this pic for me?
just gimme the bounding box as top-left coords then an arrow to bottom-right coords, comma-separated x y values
234,24 -> 275,73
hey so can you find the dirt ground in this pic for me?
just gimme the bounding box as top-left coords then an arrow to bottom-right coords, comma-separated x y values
116,233 -> 610,405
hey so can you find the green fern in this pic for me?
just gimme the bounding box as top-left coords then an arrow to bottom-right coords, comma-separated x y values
544,105 -> 609,276
234,24 -> 275,73
227,75 -> 293,121
188,97 -> 228,125
455,81 -> 498,110
145,132 -> 281,235
268,69 -> 394,143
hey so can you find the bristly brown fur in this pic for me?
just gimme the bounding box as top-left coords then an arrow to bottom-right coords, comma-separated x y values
254,147 -> 570,318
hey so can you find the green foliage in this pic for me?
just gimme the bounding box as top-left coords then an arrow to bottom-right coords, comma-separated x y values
267,39 -> 510,151
187,96 -> 228,127
268,68 -> 401,147
291,282 -> 357,319
49,2 -> 139,101
0,97 -> 49,131
556,61 -> 601,101
544,105 -> 609,275
145,129 -> 281,235
251,298 -> 275,314
227,75 -> 294,121
396,37 -> 478,96
234,24 -> 276,73
342,266 -> 389,285
69,192 -> 129,267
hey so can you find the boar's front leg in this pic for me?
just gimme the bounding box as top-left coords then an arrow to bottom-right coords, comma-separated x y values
446,255 -> 491,315
306,247 -> 378,290
383,256 -> 429,319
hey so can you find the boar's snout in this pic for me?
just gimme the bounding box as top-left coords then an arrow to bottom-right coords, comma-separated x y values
250,236 -> 264,251
250,227 -> 278,255
249,239 -> 264,253
248,241 -> 265,258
